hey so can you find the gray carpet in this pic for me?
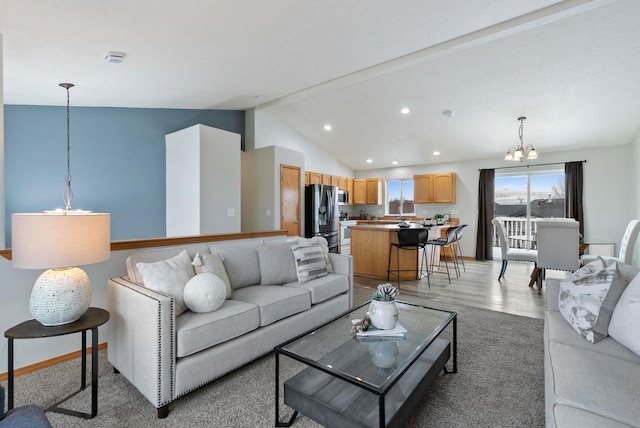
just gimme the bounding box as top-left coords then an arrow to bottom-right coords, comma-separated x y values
3,287 -> 545,427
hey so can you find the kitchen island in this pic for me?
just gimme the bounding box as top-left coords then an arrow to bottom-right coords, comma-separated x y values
350,223 -> 450,280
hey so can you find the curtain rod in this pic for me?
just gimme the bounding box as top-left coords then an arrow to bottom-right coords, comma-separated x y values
481,159 -> 587,171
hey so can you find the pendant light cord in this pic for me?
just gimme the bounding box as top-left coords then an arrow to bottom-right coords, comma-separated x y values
60,83 -> 74,211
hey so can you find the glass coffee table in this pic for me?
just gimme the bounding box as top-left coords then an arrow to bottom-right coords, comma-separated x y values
275,301 -> 457,427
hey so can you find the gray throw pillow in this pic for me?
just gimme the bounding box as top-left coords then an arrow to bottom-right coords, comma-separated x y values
608,272 -> 640,356
559,260 -> 626,343
291,244 -> 328,284
257,243 -> 298,285
137,250 -> 195,316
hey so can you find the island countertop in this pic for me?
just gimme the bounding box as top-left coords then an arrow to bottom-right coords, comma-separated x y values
349,223 -> 452,279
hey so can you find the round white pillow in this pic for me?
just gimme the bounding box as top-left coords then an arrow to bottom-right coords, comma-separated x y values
183,273 -> 226,313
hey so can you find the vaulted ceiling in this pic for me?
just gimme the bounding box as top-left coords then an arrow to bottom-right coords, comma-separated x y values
2,0 -> 639,170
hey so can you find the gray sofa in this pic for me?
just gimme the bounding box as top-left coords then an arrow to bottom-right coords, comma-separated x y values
107,236 -> 353,418
544,276 -> 640,427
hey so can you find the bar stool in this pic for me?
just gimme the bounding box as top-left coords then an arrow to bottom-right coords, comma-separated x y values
387,228 -> 430,288
427,227 -> 459,283
452,224 -> 468,273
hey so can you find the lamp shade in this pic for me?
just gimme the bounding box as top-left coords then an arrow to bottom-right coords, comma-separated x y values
12,212 -> 110,269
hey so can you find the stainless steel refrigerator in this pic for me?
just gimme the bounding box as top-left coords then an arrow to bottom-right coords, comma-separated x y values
305,184 -> 339,253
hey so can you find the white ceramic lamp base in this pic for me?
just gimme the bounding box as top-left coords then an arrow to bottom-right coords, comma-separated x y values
30,267 -> 92,326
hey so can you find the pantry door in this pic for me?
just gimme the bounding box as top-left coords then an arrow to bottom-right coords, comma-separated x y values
280,164 -> 301,237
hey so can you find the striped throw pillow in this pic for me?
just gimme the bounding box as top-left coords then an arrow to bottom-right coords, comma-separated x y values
291,244 -> 328,284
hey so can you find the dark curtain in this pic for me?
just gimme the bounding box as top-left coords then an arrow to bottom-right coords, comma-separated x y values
476,168 -> 495,260
565,161 -> 584,236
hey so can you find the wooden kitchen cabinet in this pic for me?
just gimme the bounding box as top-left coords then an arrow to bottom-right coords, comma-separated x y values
413,172 -> 456,203
366,178 -> 383,205
309,171 -> 322,185
331,175 -> 340,187
352,179 -> 366,204
322,174 -> 332,185
304,171 -> 310,186
338,176 -> 347,191
347,178 -> 354,198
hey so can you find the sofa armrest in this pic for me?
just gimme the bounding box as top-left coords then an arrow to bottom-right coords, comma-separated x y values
107,277 -> 175,409
546,278 -> 561,312
328,253 -> 354,308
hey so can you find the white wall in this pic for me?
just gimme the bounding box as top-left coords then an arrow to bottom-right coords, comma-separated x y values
241,145 -> 304,232
166,124 -> 241,236
0,35 -> 5,248
248,109 -> 353,177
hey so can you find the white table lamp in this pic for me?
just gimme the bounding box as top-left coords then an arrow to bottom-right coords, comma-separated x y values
12,211 -> 110,326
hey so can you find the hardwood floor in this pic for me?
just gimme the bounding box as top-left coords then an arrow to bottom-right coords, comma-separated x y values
354,258 -> 570,320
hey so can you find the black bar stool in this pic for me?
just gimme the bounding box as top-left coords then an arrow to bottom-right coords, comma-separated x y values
427,227 -> 459,283
387,228 -> 430,288
452,224 -> 468,273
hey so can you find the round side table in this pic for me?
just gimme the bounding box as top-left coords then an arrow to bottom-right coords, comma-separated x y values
4,307 -> 110,419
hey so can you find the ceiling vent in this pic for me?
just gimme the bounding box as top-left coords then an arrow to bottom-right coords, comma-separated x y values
104,51 -> 126,64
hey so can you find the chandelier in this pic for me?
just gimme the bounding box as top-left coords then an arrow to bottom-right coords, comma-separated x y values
504,116 -> 538,161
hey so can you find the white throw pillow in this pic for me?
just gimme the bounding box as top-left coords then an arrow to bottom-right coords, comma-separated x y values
137,250 -> 195,316
192,252 -> 232,298
558,260 -> 626,343
183,273 -> 226,313
608,273 -> 640,356
291,244 -> 328,284
257,243 -> 298,285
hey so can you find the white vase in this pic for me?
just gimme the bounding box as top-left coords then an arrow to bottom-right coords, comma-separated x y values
368,300 -> 399,330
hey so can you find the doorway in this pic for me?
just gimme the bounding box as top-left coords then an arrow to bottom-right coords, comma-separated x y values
280,164 -> 301,236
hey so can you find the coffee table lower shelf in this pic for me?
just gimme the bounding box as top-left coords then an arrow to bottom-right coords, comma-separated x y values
284,338 -> 450,428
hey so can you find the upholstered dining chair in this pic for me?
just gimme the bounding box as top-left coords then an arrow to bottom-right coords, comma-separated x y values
492,218 -> 538,280
581,219 -> 640,266
536,219 -> 580,290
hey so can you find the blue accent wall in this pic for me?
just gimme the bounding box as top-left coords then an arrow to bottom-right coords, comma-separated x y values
4,106 -> 244,245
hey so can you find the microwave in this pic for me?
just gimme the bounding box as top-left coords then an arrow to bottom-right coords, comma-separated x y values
337,190 -> 349,205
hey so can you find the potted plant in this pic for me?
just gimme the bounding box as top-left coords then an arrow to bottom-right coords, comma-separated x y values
433,213 -> 445,224
368,283 -> 399,329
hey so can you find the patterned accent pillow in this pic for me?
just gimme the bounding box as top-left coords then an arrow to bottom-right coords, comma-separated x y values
559,261 -> 626,343
137,250 -> 195,316
291,244 -> 328,284
192,252 -> 232,298
608,273 -> 640,356
287,236 -> 333,273
183,273 -> 227,313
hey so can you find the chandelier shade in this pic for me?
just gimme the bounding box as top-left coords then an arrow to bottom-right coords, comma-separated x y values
504,116 -> 538,161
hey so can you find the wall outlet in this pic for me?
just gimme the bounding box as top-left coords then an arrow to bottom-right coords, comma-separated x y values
227,208 -> 235,217
266,209 -> 271,217
450,209 -> 455,215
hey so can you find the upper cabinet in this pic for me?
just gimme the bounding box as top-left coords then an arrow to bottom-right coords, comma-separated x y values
414,172 -> 456,204
352,179 -> 366,204
366,178 -> 383,205
309,172 -> 322,185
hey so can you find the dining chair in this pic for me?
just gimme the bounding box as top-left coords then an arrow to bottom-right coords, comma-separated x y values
387,228 -> 430,288
581,219 -> 640,266
536,219 -> 580,290
492,218 -> 538,280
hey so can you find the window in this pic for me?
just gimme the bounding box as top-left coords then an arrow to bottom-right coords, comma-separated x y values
494,170 -> 565,249
387,179 -> 414,216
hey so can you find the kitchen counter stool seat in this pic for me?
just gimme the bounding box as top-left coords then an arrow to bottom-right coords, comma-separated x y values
387,228 -> 430,288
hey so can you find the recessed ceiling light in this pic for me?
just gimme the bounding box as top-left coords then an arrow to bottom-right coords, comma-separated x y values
366,159 -> 373,163
324,124 -> 332,131
255,95 -> 266,100
392,160 -> 398,165
433,151 -> 441,156
400,107 -> 410,114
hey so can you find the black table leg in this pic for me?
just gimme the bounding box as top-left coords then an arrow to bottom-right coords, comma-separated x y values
91,326 -> 98,417
7,338 -> 13,410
